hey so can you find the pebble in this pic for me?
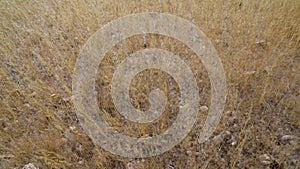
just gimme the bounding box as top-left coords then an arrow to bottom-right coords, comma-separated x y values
69,126 -> 76,131
127,162 -> 134,169
29,92 -> 37,97
21,163 -> 38,169
280,135 -> 298,141
199,105 -> 208,112
78,160 -> 84,165
244,71 -> 256,75
231,141 -> 237,146
259,154 -> 273,165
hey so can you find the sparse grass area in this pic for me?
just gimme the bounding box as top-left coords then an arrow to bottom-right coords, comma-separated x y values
0,0 -> 299,168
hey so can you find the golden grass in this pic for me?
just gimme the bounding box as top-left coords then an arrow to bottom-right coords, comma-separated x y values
0,0 -> 299,168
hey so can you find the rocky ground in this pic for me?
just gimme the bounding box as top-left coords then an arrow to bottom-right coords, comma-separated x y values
1,0 -> 299,168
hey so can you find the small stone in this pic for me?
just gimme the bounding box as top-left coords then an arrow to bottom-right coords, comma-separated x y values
127,162 -> 134,169
76,143 -> 83,152
78,160 -> 84,165
280,135 -> 298,142
63,97 -> 70,102
69,126 -> 76,131
244,71 -> 256,75
199,105 -> 208,112
186,150 -> 192,155
259,154 -> 273,165
213,134 -> 223,144
24,103 -> 31,108
22,163 -> 38,169
29,92 -> 37,97
213,131 -> 231,144
255,39 -> 266,45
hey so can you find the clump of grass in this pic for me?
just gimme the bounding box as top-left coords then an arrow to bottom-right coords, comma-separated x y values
0,0 -> 299,168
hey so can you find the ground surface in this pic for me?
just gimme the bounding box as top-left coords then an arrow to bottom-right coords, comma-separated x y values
0,0 -> 299,168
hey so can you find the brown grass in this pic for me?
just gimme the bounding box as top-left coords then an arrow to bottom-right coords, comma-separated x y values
0,0 -> 299,168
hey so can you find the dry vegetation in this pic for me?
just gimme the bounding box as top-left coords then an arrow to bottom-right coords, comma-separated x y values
0,0 -> 299,168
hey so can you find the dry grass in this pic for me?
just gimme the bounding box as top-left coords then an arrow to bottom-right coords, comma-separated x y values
0,0 -> 299,168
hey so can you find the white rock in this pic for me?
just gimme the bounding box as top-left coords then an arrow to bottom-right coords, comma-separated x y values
259,154 -> 273,165
199,105 -> 208,112
22,163 -> 38,169
280,135 -> 298,142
